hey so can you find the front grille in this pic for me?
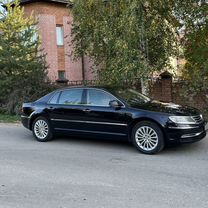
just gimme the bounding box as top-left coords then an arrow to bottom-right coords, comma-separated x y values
192,115 -> 203,124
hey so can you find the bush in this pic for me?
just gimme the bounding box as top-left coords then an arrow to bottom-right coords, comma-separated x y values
0,0 -> 56,114
5,83 -> 58,115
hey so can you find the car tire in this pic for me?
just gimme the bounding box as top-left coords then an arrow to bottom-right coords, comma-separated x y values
32,116 -> 53,142
131,121 -> 165,154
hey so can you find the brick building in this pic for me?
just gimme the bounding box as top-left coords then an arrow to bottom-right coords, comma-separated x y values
19,0 -> 95,83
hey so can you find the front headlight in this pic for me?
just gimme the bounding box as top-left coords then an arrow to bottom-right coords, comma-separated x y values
169,116 -> 196,124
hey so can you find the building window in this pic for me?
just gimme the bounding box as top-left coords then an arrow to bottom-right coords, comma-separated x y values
56,26 -> 64,46
58,71 -> 65,80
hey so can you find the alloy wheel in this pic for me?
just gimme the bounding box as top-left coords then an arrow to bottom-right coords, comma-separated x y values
135,126 -> 159,151
34,119 -> 49,140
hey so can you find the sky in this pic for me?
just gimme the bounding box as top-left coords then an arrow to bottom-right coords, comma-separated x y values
0,1 -> 8,17
0,0 -> 11,13
0,2 -> 5,13
0,5 -> 4,18
0,6 -> 3,18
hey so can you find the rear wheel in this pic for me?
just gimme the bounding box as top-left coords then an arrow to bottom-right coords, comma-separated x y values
32,117 -> 53,142
131,121 -> 165,154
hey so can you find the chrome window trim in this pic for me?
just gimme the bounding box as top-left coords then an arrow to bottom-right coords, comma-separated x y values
51,118 -> 128,126
47,87 -> 126,108
85,88 -> 126,108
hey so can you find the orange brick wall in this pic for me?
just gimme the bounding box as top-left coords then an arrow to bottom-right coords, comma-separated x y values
38,14 -> 58,80
22,2 -> 90,82
23,2 -> 69,24
149,77 -> 207,112
63,15 -> 83,80
57,47 -> 65,71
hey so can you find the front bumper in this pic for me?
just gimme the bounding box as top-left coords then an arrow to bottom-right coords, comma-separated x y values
165,123 -> 207,144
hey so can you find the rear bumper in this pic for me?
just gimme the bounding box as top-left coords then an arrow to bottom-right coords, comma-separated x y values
21,115 -> 30,129
165,123 -> 207,144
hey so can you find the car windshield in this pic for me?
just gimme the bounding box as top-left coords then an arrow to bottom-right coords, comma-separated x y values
113,89 -> 151,105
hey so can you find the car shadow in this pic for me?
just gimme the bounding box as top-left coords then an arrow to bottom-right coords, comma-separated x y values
54,135 -> 134,151
161,141 -> 207,156
21,128 -> 207,155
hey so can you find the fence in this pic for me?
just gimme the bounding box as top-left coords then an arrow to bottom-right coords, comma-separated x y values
149,71 -> 207,111
56,72 -> 207,112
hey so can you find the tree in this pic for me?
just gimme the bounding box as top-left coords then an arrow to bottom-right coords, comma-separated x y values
71,0 -> 179,87
0,0 -> 51,114
176,0 -> 208,94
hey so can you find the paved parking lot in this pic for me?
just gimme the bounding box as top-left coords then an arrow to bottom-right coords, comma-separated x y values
0,123 -> 208,208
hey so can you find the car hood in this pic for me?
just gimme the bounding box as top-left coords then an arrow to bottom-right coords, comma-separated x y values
131,100 -> 200,116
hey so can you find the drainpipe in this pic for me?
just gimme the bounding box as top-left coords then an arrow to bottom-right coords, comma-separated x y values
81,40 -> 85,84
81,54 -> 85,83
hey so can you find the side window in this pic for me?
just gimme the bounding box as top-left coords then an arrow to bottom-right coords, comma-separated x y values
49,92 -> 60,104
87,89 -> 115,107
58,71 -> 66,80
58,89 -> 83,105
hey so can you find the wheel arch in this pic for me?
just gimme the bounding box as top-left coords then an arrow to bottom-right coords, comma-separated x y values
29,113 -> 49,130
128,117 -> 166,142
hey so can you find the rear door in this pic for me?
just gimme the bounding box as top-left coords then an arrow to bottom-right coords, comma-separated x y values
46,88 -> 87,132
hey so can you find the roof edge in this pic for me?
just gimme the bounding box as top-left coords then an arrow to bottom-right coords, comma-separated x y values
3,0 -> 73,8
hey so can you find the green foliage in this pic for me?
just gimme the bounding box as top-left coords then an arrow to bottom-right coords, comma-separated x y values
178,1 -> 208,93
0,0 -> 52,114
71,0 -> 178,85
0,113 -> 20,123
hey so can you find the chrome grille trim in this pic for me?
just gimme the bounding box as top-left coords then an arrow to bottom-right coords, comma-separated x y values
192,115 -> 203,124
181,131 -> 204,139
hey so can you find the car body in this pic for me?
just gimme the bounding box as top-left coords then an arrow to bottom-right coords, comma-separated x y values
21,86 -> 207,154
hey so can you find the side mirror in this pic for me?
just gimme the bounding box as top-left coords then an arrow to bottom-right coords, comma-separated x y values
109,100 -> 123,109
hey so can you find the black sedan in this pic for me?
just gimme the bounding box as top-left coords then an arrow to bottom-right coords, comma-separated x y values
21,87 -> 206,154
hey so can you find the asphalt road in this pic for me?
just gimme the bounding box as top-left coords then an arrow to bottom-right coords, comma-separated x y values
0,123 -> 208,208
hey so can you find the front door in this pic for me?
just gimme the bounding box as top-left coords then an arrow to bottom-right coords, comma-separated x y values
81,89 -> 128,138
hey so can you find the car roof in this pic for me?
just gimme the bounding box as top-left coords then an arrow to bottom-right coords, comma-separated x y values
55,85 -> 126,91
55,86 -> 113,92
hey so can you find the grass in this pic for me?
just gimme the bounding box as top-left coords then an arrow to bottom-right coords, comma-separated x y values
0,114 -> 20,123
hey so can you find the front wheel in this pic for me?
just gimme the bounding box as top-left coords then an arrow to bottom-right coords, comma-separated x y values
131,121 -> 165,154
32,117 -> 53,142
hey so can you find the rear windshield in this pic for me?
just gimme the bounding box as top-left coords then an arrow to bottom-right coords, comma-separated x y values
35,92 -> 54,103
